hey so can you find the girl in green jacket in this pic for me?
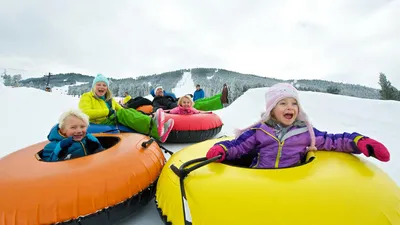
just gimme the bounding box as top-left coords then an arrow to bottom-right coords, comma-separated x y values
79,74 -> 174,142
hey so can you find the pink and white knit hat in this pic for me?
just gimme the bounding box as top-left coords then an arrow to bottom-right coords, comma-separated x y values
234,83 -> 316,150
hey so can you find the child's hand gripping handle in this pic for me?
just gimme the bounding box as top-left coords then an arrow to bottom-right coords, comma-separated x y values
206,145 -> 226,162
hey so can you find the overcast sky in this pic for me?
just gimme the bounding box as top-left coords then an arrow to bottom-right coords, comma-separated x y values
0,0 -> 399,89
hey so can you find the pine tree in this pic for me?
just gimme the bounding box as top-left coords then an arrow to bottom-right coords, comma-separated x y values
378,73 -> 399,100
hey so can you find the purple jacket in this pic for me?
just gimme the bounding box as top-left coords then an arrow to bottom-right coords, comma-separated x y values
216,122 -> 364,168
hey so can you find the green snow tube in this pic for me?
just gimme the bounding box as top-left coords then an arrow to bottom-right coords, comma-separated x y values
193,93 -> 223,111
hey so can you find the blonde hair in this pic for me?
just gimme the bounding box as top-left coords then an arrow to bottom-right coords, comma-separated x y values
91,86 -> 113,101
58,108 -> 90,129
178,95 -> 194,107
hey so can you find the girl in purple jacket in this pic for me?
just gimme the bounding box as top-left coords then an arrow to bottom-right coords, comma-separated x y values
206,83 -> 390,168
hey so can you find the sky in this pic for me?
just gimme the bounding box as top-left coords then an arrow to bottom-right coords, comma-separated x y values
0,0 -> 399,89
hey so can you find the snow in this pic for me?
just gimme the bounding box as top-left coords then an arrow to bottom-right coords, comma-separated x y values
52,82 -> 89,95
172,71 -> 196,98
206,69 -> 218,80
1,73 -> 399,224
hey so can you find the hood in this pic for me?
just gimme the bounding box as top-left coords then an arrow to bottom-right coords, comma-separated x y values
47,124 -> 67,142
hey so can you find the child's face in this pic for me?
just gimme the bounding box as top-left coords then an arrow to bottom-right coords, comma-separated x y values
181,97 -> 192,108
94,82 -> 108,97
271,97 -> 299,127
60,116 -> 88,141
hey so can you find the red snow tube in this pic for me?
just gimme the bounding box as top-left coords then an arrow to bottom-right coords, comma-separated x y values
164,113 -> 223,143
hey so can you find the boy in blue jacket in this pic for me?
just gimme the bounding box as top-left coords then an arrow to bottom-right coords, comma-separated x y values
193,84 -> 205,101
42,109 -> 104,162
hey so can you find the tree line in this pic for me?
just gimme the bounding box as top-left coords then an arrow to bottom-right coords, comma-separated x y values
2,68 -> 399,102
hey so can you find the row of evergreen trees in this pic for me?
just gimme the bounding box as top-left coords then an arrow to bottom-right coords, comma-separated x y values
2,69 -> 399,102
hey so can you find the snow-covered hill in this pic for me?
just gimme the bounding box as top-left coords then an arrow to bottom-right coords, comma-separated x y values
1,73 -> 398,224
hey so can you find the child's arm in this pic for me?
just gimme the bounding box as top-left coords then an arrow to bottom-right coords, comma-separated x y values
112,98 -> 123,111
198,110 -> 212,114
47,137 -> 74,161
168,107 -> 179,114
313,127 -> 363,153
79,94 -> 109,119
208,129 -> 258,160
42,141 -> 59,161
314,127 -> 390,162
191,108 -> 202,114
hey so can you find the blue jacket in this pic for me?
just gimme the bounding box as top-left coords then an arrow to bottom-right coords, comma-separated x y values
42,124 -> 104,162
150,89 -> 177,99
193,89 -> 205,101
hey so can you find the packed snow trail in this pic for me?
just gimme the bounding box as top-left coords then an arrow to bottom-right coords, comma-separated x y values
172,71 -> 196,98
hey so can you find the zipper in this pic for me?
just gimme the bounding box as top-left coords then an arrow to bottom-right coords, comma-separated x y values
79,141 -> 88,156
274,141 -> 285,168
251,128 -> 285,168
250,126 -> 309,168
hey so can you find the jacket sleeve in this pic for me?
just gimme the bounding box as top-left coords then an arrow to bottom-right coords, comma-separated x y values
112,98 -> 123,111
314,127 -> 365,153
123,96 -> 131,104
191,108 -> 200,114
169,107 -> 180,114
167,101 -> 178,109
48,142 -> 64,162
216,129 -> 258,160
42,141 -> 58,161
152,99 -> 162,109
200,90 -> 205,98
79,93 -> 109,119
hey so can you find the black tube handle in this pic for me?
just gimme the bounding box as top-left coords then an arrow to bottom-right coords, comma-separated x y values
141,138 -> 174,155
170,155 -> 222,179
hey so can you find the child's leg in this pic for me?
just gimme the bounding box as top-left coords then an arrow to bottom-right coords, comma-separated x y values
116,109 -> 160,139
99,116 -> 117,125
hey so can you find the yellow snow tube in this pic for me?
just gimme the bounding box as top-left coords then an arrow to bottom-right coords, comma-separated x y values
155,136 -> 399,225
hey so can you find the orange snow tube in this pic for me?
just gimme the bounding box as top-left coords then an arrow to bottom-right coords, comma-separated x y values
136,105 -> 153,114
0,133 -> 166,225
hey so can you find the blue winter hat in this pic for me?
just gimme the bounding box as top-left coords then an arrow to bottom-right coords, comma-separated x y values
92,74 -> 109,88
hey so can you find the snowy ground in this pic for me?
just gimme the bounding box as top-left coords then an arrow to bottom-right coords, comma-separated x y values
1,72 -> 398,224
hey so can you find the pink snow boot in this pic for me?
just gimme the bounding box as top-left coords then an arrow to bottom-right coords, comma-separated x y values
160,119 -> 174,143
